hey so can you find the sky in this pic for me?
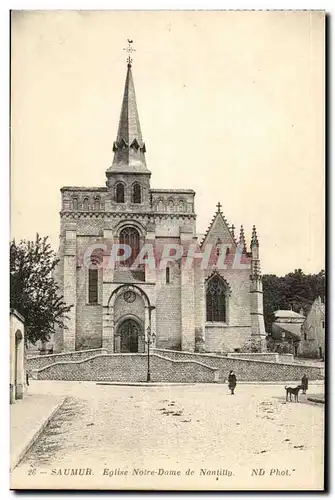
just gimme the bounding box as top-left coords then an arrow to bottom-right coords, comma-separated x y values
10,10 -> 325,276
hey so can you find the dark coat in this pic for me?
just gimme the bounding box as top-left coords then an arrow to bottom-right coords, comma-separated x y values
228,373 -> 236,389
301,375 -> 308,390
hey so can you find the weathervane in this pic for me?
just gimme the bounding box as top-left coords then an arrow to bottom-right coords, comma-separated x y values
123,39 -> 136,66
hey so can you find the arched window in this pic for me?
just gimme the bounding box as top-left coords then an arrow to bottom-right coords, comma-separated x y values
157,200 -> 164,212
83,198 -> 89,211
88,269 -> 98,304
206,274 -> 228,322
119,227 -> 140,266
116,183 -> 125,203
72,197 -> 78,210
88,252 -> 102,304
94,197 -> 100,211
166,267 -> 170,284
132,183 -> 141,204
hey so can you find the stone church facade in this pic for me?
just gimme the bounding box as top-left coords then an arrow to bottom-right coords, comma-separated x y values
54,61 -> 266,354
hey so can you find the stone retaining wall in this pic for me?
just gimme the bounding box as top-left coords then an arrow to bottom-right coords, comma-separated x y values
153,349 -> 323,381
27,348 -> 108,370
227,352 -> 280,362
31,354 -> 219,383
227,352 -> 294,363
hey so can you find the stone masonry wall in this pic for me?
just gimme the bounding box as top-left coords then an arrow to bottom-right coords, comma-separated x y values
27,349 -> 108,370
153,349 -> 323,381
32,354 -> 219,383
205,325 -> 251,353
155,258 -> 182,350
75,236 -> 103,350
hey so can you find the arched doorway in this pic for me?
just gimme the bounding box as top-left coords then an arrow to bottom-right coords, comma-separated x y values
117,319 -> 143,353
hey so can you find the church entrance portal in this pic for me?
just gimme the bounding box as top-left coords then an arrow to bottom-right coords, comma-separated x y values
118,319 -> 143,353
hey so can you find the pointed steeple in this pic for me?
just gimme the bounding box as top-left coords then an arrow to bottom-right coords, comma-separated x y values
107,57 -> 150,175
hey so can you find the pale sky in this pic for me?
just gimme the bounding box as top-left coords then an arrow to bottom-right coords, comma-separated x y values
11,10 -> 325,276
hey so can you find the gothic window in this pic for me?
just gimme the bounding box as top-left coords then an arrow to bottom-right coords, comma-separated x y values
116,183 -> 125,203
206,274 -> 228,322
166,267 -> 170,284
72,197 -> 78,210
94,196 -> 100,211
119,227 -> 140,266
83,197 -> 89,211
132,183 -> 142,204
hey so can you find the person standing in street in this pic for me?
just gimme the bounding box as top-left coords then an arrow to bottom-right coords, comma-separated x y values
301,374 -> 308,394
228,370 -> 237,395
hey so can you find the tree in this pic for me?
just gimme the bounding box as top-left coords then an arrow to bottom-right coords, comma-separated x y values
10,234 -> 72,345
262,269 -> 325,333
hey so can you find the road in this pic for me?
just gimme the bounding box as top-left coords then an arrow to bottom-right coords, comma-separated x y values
11,380 -> 324,490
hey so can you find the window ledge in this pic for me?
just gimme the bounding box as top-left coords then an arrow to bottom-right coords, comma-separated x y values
205,322 -> 229,327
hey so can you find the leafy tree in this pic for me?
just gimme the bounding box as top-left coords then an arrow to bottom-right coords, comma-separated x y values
10,234 -> 72,345
262,269 -> 325,333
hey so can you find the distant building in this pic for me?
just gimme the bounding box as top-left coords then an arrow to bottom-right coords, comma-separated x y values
300,297 -> 325,359
271,310 -> 305,356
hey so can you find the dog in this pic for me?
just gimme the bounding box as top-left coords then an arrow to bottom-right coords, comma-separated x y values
285,385 -> 303,402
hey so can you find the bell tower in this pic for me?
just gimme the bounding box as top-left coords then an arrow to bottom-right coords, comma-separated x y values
106,41 -> 151,211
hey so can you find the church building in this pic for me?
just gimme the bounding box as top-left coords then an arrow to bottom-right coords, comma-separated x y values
54,53 -> 267,355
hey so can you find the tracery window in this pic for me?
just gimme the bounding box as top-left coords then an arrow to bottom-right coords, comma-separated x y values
206,274 -> 228,322
119,227 -> 140,266
132,183 -> 141,204
116,183 -> 125,203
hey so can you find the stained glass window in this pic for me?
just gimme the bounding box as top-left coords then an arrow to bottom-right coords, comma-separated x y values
206,275 -> 228,322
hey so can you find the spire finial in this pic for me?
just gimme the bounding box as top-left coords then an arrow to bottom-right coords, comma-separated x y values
216,201 -> 222,213
239,225 -> 247,253
251,224 -> 259,247
123,39 -> 136,67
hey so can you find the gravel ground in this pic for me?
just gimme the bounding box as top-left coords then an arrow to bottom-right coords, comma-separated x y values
11,380 -> 324,491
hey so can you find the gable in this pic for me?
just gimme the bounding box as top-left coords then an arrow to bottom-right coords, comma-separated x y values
201,212 -> 236,249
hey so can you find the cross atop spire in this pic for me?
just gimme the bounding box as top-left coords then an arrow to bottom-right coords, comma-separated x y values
123,39 -> 136,67
216,201 -> 222,213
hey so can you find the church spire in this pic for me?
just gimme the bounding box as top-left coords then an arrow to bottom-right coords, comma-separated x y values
106,41 -> 150,175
